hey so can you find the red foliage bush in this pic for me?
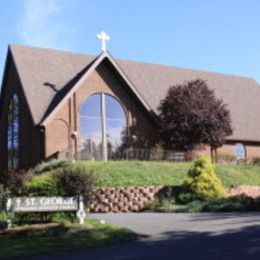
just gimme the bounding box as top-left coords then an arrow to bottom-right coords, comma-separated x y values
158,79 -> 232,150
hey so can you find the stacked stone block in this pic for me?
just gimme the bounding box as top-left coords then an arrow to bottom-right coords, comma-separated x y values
228,185 -> 260,198
89,186 -> 163,212
88,185 -> 260,213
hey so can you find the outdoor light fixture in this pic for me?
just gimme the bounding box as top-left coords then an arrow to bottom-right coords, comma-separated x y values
71,131 -> 78,138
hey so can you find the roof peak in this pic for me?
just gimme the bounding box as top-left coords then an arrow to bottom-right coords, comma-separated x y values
9,43 -> 258,84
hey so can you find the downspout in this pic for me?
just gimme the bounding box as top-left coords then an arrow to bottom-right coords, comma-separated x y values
73,93 -> 78,160
40,125 -> 46,161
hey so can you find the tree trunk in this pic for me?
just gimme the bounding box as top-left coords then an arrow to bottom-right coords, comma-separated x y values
210,147 -> 217,164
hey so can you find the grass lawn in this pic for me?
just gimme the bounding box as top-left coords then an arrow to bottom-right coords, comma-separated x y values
216,164 -> 260,187
76,160 -> 260,188
0,219 -> 136,259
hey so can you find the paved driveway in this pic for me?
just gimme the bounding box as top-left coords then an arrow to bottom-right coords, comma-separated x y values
35,213 -> 260,260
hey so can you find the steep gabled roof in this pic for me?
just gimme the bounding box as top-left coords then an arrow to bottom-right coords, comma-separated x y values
118,59 -> 260,142
6,44 -> 260,142
9,45 -> 96,124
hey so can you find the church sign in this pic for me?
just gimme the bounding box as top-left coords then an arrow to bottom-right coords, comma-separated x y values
6,196 -> 86,225
6,196 -> 78,212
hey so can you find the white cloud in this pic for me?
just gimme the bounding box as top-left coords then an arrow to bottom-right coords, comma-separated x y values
17,0 -> 75,49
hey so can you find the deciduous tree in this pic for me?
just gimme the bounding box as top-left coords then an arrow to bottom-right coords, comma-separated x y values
158,79 -> 232,155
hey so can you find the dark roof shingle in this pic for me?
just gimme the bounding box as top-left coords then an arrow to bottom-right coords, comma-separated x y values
9,44 -> 260,142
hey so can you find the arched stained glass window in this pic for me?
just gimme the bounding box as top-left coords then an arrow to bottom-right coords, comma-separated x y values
80,93 -> 126,160
7,94 -> 19,169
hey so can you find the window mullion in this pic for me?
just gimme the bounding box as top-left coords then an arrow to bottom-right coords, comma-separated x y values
11,99 -> 15,169
101,93 -> 108,161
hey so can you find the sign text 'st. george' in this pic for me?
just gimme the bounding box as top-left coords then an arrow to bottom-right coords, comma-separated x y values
6,197 -> 78,212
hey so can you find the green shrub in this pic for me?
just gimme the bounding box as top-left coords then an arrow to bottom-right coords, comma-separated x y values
5,169 -> 32,195
167,200 -> 204,213
0,211 -> 8,221
34,159 -> 71,174
0,185 -> 13,226
24,165 -> 97,200
177,191 -> 195,204
23,173 -> 58,196
157,198 -> 183,212
50,212 -> 77,224
202,195 -> 260,212
53,165 -> 97,203
143,199 -> 162,211
180,156 -> 225,201
143,198 -> 176,212
13,212 -> 76,225
185,200 -> 204,212
143,198 -> 204,213
0,185 -> 11,211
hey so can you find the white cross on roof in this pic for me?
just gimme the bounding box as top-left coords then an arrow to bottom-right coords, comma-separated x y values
97,31 -> 110,52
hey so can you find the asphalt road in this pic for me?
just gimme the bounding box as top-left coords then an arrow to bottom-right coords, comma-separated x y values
34,213 -> 260,260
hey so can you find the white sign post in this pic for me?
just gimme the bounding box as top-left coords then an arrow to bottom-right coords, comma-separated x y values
76,196 -> 86,225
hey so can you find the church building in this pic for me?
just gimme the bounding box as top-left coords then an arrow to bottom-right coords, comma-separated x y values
1,33 -> 260,172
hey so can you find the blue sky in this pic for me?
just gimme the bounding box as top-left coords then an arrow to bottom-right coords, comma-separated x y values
0,0 -> 260,83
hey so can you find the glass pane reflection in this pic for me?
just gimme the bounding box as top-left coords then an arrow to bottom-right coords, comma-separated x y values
80,93 -> 126,160
7,94 -> 19,169
106,95 -> 126,157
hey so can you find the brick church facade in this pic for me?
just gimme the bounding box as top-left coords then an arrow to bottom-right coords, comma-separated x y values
1,44 -> 260,172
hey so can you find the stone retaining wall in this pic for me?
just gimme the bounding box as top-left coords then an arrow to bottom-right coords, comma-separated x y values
89,186 -> 163,212
228,186 -> 260,198
88,185 -> 260,213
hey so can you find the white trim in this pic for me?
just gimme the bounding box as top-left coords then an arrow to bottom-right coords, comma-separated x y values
101,93 -> 108,161
105,52 -> 151,111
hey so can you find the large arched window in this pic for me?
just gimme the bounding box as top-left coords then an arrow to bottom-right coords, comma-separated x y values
80,93 -> 126,160
7,94 -> 19,169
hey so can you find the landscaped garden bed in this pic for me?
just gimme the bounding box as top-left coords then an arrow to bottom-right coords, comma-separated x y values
26,158 -> 260,213
88,185 -> 260,213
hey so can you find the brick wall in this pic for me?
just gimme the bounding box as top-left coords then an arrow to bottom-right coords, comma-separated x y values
196,143 -> 260,161
45,61 -> 158,159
